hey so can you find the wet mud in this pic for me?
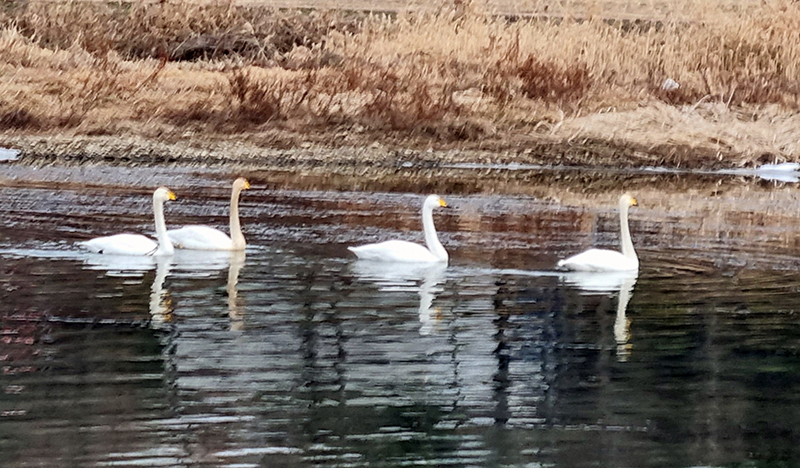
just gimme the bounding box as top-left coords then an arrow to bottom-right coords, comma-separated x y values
2,132 -> 741,176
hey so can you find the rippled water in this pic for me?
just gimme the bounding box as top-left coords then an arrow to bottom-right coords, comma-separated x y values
2,163 -> 800,467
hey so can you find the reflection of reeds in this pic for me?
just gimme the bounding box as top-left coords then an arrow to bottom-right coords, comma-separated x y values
1,0 -> 799,160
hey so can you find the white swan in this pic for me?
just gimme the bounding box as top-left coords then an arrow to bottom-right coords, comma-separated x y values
167,178 -> 250,251
348,194 -> 449,263
557,193 -> 638,272
79,187 -> 176,256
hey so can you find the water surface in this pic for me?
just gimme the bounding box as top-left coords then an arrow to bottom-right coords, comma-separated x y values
2,163 -> 800,467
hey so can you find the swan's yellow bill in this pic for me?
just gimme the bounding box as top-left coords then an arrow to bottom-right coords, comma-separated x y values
630,197 -> 637,206
168,191 -> 177,201
243,180 -> 251,189
438,198 -> 448,207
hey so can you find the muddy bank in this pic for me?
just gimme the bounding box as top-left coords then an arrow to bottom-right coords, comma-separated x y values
0,129 -> 747,174
0,130 -> 792,203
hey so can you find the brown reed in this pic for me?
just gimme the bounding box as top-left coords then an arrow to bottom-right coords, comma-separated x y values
1,0 -> 798,163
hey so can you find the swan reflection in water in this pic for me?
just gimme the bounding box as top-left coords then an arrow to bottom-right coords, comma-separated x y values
560,270 -> 637,361
349,261 -> 448,335
224,251 -> 246,331
80,253 -> 175,326
150,257 -> 173,326
81,250 -> 246,329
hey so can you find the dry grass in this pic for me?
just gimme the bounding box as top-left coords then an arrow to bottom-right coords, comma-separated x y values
1,0 -> 800,165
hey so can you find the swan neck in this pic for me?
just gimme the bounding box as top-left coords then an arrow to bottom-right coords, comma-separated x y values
619,201 -> 636,261
229,186 -> 245,249
422,204 -> 448,262
153,196 -> 174,255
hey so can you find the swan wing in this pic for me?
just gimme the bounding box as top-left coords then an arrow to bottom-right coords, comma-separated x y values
79,233 -> 158,256
560,270 -> 638,293
557,248 -> 638,272
167,225 -> 233,250
348,240 -> 441,263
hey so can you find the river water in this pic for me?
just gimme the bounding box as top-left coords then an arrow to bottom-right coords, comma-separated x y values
2,162 -> 800,467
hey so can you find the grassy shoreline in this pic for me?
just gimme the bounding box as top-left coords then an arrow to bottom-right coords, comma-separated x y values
2,0 -> 799,169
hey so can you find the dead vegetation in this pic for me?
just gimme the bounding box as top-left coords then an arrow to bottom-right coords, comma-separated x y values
1,0 -> 800,167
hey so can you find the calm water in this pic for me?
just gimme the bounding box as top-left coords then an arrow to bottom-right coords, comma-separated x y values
2,163 -> 800,467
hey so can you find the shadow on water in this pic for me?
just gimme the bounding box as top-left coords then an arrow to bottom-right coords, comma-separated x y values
2,163 -> 800,466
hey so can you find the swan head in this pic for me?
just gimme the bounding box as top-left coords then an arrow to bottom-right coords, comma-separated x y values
154,187 -> 177,202
234,177 -> 251,191
620,193 -> 637,208
424,194 -> 448,210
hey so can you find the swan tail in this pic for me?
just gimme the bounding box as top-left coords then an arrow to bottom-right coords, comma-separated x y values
77,240 -> 99,253
347,246 -> 363,257
347,244 -> 386,261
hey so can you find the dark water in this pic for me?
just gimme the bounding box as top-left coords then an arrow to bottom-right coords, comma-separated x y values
2,164 -> 800,467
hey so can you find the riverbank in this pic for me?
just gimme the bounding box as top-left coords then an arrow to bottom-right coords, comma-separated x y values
4,102 -> 797,171
2,0 -> 799,171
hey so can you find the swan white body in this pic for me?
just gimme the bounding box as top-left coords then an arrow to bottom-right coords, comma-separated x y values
168,178 -> 250,251
79,187 -> 176,256
348,195 -> 449,264
558,193 -> 638,272
559,248 -> 638,272
81,233 -> 162,256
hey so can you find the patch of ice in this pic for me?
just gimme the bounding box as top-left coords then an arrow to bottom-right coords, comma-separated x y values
0,147 -> 20,162
752,162 -> 800,182
757,162 -> 800,172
